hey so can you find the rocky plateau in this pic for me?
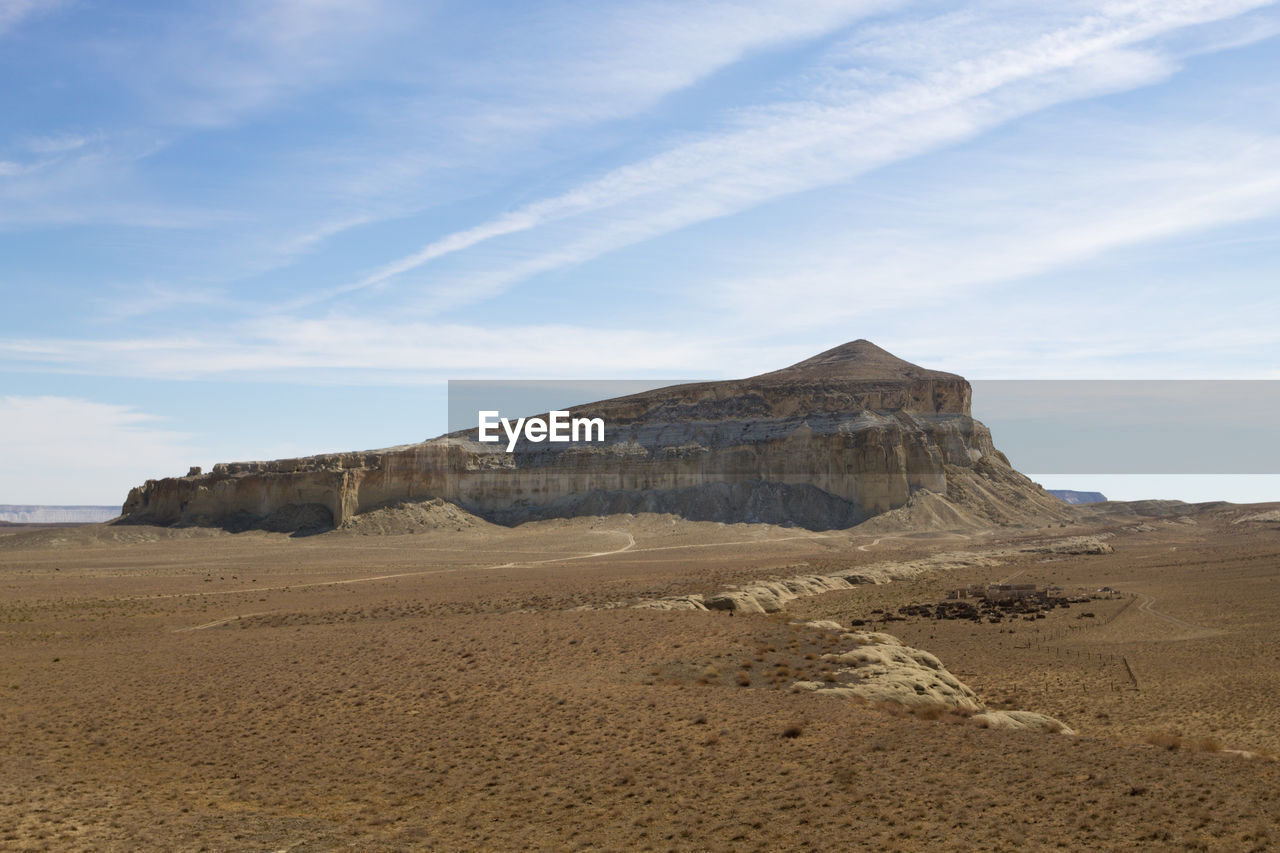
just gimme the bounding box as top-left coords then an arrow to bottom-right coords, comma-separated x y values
120,340 -> 1075,532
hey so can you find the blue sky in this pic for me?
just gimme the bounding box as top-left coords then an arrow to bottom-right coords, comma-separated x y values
1,0 -> 1279,505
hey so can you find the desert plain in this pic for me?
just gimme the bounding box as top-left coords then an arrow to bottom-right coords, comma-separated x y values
2,501 -> 1279,851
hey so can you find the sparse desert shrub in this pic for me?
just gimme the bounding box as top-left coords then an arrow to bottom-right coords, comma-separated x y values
1146,732 -> 1183,751
735,672 -> 751,687
911,704 -> 944,721
781,725 -> 803,738
701,665 -> 720,679
875,700 -> 908,718
1194,736 -> 1223,753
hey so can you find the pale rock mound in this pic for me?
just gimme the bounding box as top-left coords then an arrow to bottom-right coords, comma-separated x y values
792,624 -> 1073,734
632,594 -> 708,612
851,488 -> 986,533
793,631 -> 981,710
702,576 -> 854,614
337,498 -> 490,535
971,710 -> 1075,734
855,458 -> 1077,533
1020,535 -> 1114,555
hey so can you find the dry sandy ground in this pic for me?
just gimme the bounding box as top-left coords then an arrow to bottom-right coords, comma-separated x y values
1,510 -> 1279,850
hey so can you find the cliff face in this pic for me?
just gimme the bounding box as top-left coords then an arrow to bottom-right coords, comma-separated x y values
120,340 -> 1066,531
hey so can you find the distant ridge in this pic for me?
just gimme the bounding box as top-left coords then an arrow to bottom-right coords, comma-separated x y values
0,505 -> 119,524
1048,490 -> 1107,505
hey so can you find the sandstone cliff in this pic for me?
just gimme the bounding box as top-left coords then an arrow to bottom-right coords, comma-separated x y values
120,340 -> 1073,532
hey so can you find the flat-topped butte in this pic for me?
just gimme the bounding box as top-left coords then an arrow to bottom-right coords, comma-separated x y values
121,340 -> 1070,532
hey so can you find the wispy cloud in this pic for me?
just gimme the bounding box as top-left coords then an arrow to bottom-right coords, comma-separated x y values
318,0 -> 1273,311
0,0 -> 49,35
0,2 -> 404,231
93,282 -> 234,322
705,125 -> 1280,331
123,0 -> 405,130
21,133 -> 91,154
2,1 -> 1278,388
0,396 -> 194,504
0,1 -> 892,264
242,1 -> 904,264
433,1 -> 902,132
0,319 -> 730,381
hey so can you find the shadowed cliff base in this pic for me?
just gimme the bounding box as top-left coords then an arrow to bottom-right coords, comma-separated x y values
118,340 -> 1077,534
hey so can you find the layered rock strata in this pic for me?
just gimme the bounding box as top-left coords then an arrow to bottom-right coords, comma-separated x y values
120,340 -> 1074,531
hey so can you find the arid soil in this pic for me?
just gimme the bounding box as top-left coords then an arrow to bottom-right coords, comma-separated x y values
2,508 -> 1279,850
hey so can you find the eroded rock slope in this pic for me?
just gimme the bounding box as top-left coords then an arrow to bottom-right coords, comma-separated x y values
121,340 -> 1074,531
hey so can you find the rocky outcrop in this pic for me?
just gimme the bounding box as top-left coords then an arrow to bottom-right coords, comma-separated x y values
627,534 -> 1113,613
792,630 -> 983,710
790,623 -> 1074,734
337,498 -> 492,535
1233,508 -> 1280,524
970,710 -> 1074,734
120,340 -> 1076,532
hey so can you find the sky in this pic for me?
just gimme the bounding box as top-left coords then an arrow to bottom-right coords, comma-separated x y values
1,0 -> 1278,505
